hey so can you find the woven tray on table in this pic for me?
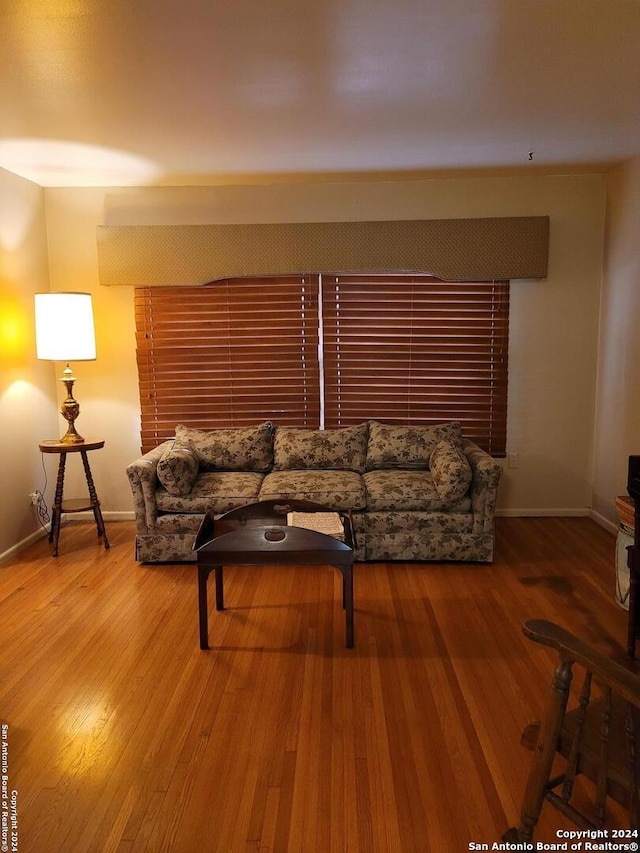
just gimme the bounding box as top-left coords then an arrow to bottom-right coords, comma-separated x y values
615,495 -> 635,534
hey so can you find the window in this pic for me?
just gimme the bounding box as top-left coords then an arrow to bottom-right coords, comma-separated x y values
135,274 -> 509,456
135,276 -> 320,451
322,275 -> 509,455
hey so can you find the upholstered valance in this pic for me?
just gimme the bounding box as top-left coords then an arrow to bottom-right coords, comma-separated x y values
96,216 -> 549,285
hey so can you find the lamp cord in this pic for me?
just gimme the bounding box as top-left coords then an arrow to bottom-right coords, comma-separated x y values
37,453 -> 51,529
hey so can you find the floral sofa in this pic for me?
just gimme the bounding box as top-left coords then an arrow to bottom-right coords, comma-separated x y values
126,420 -> 502,563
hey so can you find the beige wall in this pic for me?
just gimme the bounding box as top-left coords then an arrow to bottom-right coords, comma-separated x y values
0,167 -> 58,560
42,173 -> 606,519
592,157 -> 640,526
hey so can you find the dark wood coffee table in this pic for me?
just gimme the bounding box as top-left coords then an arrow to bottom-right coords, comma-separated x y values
194,500 -> 355,649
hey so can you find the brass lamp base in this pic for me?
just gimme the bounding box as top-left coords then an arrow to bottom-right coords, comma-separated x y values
59,364 -> 85,444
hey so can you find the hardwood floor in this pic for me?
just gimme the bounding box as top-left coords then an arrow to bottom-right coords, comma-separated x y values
0,517 -> 631,851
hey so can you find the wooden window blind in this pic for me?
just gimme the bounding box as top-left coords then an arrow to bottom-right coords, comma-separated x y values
321,275 -> 509,456
135,276 -> 320,451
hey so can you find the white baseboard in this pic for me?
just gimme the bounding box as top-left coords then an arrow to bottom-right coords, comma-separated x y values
0,509 -> 620,565
0,526 -> 49,565
496,508 -> 590,518
496,507 -> 619,537
102,511 -> 136,522
0,512 -> 135,565
589,509 -> 618,536
62,510 -> 136,522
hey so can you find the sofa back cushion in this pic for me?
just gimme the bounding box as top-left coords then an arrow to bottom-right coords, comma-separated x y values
429,439 -> 473,503
157,444 -> 200,496
174,421 -> 274,472
365,420 -> 463,470
273,423 -> 369,472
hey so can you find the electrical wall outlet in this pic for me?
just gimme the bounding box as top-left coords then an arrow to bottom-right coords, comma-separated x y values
29,491 -> 42,506
507,452 -> 520,469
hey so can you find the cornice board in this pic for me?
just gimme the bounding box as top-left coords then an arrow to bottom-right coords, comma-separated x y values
97,216 -> 549,285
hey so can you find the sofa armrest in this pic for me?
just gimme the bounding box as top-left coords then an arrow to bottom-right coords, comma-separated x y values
126,441 -> 173,533
463,439 -> 503,534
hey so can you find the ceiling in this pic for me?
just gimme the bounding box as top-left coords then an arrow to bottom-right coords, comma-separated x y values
1,0 -> 639,187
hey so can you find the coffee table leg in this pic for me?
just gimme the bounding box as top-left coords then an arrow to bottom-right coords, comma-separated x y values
198,565 -> 211,650
215,566 -> 225,610
345,565 -> 354,648
336,563 -> 354,648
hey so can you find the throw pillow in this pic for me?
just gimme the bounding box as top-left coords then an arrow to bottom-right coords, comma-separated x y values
174,421 -> 274,472
273,423 -> 369,472
157,444 -> 199,496
365,421 -> 463,470
429,439 -> 473,503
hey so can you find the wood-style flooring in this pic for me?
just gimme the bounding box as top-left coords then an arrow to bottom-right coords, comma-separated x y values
0,517 -> 631,851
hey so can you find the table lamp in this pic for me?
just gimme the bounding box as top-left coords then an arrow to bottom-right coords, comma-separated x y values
35,292 -> 97,444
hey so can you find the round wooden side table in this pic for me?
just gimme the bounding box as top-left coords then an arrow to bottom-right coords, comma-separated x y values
39,438 -> 110,557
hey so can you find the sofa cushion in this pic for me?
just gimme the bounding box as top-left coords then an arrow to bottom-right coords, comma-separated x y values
259,469 -> 366,511
273,423 -> 369,472
365,421 -> 463,470
363,469 -> 472,512
429,439 -> 473,504
174,422 -> 274,472
156,471 -> 264,514
156,444 -> 199,496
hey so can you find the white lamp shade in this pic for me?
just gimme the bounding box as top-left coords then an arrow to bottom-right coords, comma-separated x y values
35,292 -> 96,361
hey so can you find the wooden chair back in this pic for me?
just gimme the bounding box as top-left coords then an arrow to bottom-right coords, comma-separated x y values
505,620 -> 640,840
